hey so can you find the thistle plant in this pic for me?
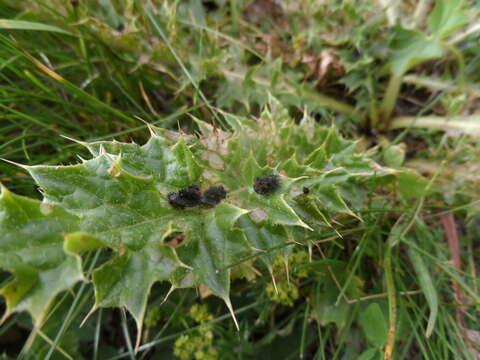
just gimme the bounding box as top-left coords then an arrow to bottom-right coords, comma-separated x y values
0,99 -> 394,347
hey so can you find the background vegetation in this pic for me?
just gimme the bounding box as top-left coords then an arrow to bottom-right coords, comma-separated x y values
0,0 -> 479,359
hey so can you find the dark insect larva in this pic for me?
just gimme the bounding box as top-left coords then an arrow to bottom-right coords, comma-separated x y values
253,174 -> 280,195
303,186 -> 310,194
167,185 -> 202,208
202,185 -> 227,206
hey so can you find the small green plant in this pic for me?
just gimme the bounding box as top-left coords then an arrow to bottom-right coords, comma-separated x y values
174,304 -> 218,360
378,0 -> 470,127
174,331 -> 218,360
266,282 -> 299,307
265,252 -> 310,306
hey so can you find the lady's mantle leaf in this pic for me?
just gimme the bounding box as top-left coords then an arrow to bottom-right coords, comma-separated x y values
388,29 -> 444,77
427,0 -> 468,39
0,186 -> 83,326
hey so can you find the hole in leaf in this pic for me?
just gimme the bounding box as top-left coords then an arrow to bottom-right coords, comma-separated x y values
164,232 -> 185,247
250,208 -> 268,223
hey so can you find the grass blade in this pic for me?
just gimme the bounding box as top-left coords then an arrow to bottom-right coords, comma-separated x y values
144,8 -> 226,128
93,309 -> 103,360
299,300 -> 310,359
0,19 -> 72,35
407,244 -> 439,338
389,115 -> 480,135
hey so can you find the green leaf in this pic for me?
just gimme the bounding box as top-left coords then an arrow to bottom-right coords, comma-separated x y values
0,186 -> 83,326
0,19 -> 72,35
24,133 -> 251,330
171,138 -> 203,186
28,155 -> 170,250
237,216 -> 289,268
316,186 -> 357,217
24,139 -> 210,325
64,232 -> 106,254
358,348 -> 382,360
427,0 -> 468,39
383,145 -> 405,168
407,246 -> 438,338
312,266 -> 363,328
313,288 -> 351,329
408,223 -> 439,338
85,135 -> 201,188
92,242 -> 181,332
389,29 -> 444,76
397,170 -> 430,198
2,101 -> 393,333
359,302 -> 388,348
176,203 -> 250,299
241,187 -> 312,230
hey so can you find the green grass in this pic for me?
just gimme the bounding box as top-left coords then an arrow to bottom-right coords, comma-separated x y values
1,0 -> 479,359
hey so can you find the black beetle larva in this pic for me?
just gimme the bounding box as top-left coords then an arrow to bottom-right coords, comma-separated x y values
167,185 -> 202,208
253,174 -> 280,195
202,185 -> 227,206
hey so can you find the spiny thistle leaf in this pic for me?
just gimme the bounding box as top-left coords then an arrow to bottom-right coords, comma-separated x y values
0,186 -> 83,326
0,101 -> 394,336
90,241 -> 181,334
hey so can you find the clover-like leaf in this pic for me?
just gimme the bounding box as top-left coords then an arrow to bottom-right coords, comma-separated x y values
389,29 -> 445,77
0,186 -> 83,326
427,0 -> 468,40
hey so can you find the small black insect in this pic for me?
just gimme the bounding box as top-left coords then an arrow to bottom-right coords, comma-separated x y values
167,185 -> 202,208
253,174 -> 280,195
202,185 -> 227,206
303,186 -> 310,194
